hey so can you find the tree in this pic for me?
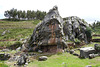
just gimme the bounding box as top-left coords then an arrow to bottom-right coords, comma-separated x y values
21,11 -> 26,20
31,10 -> 36,20
92,22 -> 96,29
27,10 -> 31,20
36,10 -> 46,20
4,10 -> 11,20
17,10 -> 22,20
4,8 -> 47,21
10,8 -> 17,20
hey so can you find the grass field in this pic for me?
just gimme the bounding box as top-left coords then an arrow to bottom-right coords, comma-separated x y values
0,20 -> 100,67
28,53 -> 100,67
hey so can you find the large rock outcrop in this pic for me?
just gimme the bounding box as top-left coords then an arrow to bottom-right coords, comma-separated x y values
28,6 -> 67,52
28,6 -> 92,52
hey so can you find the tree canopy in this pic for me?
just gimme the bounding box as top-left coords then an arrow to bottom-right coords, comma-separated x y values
4,8 -> 47,21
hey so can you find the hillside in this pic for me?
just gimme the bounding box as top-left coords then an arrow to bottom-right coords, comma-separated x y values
0,20 -> 100,67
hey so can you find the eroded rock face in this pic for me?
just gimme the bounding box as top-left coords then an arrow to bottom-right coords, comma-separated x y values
28,6 -> 67,52
63,16 -> 92,43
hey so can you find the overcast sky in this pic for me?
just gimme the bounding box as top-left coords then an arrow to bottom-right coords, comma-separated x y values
0,0 -> 100,24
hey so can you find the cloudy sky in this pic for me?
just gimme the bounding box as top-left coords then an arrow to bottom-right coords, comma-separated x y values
0,0 -> 100,24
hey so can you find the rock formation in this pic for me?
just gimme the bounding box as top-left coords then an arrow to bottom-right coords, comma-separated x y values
28,6 -> 67,52
63,16 -> 92,43
28,6 -> 92,52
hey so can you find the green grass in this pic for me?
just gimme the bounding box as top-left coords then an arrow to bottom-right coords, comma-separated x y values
27,42 -> 100,67
0,61 -> 8,67
0,41 -> 16,47
28,53 -> 100,67
0,29 -> 33,40
92,36 -> 100,39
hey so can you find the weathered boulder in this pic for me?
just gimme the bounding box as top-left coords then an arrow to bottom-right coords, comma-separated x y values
80,47 -> 96,58
63,16 -> 92,44
28,6 -> 67,52
69,50 -> 75,54
17,54 -> 27,65
38,56 -> 48,61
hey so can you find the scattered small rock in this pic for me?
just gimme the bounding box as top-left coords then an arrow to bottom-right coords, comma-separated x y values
1,30 -> 7,36
86,65 -> 92,67
73,53 -> 79,56
38,50 -> 42,53
16,47 -> 21,52
19,38 -> 24,41
1,30 -> 10,36
25,62 -> 28,65
38,56 -> 48,61
23,39 -> 28,44
1,49 -> 10,52
69,50 -> 75,54
62,62 -> 65,64
17,54 -> 27,65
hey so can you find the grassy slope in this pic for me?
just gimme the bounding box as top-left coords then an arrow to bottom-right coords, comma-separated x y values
0,20 -> 40,47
